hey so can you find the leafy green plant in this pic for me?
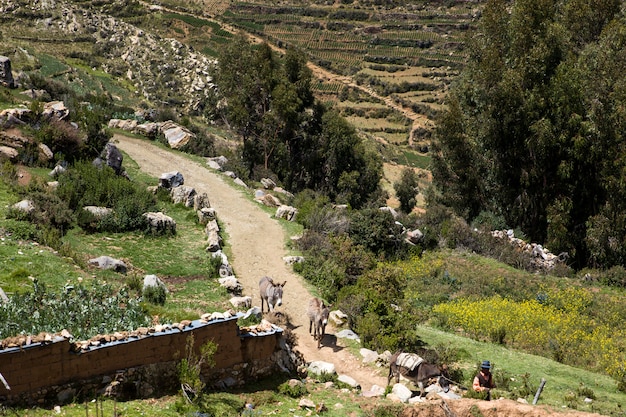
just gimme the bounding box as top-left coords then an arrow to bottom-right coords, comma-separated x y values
277,380 -> 308,398
178,334 -> 218,402
143,285 -> 167,305
0,279 -> 150,340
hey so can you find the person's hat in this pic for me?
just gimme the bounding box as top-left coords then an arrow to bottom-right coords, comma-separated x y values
481,360 -> 492,369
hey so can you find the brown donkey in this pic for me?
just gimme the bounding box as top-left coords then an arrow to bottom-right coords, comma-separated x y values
307,297 -> 330,349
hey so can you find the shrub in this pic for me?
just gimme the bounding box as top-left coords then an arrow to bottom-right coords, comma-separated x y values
277,380 -> 308,398
143,285 -> 167,305
365,404 -> 404,417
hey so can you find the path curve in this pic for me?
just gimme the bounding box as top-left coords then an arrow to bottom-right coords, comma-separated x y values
113,134 -> 388,390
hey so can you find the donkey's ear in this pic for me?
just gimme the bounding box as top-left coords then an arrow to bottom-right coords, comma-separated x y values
281,281 -> 287,287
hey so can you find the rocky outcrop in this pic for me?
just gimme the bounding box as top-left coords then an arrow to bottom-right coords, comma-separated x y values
491,229 -> 568,271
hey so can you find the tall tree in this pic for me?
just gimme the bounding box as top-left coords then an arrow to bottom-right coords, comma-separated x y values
432,0 -> 624,268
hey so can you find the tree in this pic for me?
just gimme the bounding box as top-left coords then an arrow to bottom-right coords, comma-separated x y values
394,168 -> 419,213
431,0 -> 625,268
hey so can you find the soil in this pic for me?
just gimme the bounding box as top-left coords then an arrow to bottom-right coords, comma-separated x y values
113,134 -> 607,417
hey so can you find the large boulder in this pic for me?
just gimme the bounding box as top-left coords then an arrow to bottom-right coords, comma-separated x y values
143,274 -> 168,293
12,199 -> 35,215
160,120 -> 195,149
143,212 -> 176,234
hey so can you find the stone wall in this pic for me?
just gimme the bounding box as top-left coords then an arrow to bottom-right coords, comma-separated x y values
0,316 -> 289,406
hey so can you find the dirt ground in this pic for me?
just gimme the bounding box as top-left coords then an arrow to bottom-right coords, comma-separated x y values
113,134 -> 607,417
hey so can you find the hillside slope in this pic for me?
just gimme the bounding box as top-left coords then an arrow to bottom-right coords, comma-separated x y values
113,133 -> 609,417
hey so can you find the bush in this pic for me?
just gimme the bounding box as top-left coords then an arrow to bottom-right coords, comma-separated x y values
277,380 -> 308,398
143,285 -> 167,305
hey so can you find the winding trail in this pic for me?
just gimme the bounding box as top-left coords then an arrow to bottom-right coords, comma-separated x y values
113,134 -> 388,390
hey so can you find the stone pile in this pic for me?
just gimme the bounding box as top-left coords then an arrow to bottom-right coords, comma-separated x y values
491,229 -> 568,271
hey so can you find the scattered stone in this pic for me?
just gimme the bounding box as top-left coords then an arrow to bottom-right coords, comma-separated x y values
143,274 -> 168,293
233,178 -> 247,188
12,199 -> 35,215
299,398 -> 315,409
143,212 -> 176,235
218,276 -> 242,293
307,361 -> 336,376
229,296 -> 251,309
360,348 -> 379,364
260,178 -> 276,189
362,385 -> 386,398
159,171 -> 184,189
335,329 -> 360,342
391,383 -> 412,403
337,375 -> 359,389
329,310 -> 349,326
83,206 -> 113,219
160,120 -> 195,149
276,205 -> 297,221
283,256 -> 304,265
171,185 -> 196,207
88,256 -> 127,274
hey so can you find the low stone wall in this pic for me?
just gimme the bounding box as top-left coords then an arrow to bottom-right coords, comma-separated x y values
0,316 -> 289,406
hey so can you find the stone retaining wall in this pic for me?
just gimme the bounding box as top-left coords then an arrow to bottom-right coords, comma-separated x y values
0,316 -> 288,406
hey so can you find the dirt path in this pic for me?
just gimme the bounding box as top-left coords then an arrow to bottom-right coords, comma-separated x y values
113,134 -> 389,391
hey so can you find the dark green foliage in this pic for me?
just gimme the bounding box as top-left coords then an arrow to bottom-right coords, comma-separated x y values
143,285 -> 167,305
277,380 -> 308,398
431,0 -> 625,269
214,38 -> 382,208
0,280 -> 150,340
393,168 -> 419,213
348,208 -> 405,258
1,219 -> 40,241
56,161 -> 157,233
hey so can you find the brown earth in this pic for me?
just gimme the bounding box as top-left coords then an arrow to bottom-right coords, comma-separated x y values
113,134 -> 607,417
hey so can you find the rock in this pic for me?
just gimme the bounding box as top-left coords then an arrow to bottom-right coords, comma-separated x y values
391,383 -> 413,403
56,387 -> 76,404
218,276 -> 242,293
229,296 -> 251,309
197,207 -> 216,224
242,306 -> 262,320
143,274 -> 167,293
207,156 -> 228,170
283,256 -> 304,265
299,398 -> 315,409
261,193 -> 282,207
134,122 -> 159,137
83,206 -> 113,219
337,375 -> 359,389
260,178 -> 276,189
101,142 -> 124,175
38,143 -> 53,162
49,164 -> 66,178
160,120 -> 195,149
143,212 -> 176,234
233,178 -> 247,188
379,206 -> 399,219
219,264 -> 233,278
211,250 -> 229,266
159,171 -> 184,189
360,348 -> 379,364
0,56 -> 16,88
88,256 -> 127,274
335,329 -> 360,341
0,146 -> 18,160
276,205 -> 297,221
12,199 -> 35,215
43,101 -> 69,120
329,310 -> 349,326
406,229 -> 424,244
254,189 -> 265,199
170,185 -> 196,207
307,361 -> 336,376
0,287 -> 9,303
362,385 -> 386,398
193,192 -> 211,211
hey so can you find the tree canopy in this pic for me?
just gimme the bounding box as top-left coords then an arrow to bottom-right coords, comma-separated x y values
213,36 -> 382,209
431,0 -> 625,269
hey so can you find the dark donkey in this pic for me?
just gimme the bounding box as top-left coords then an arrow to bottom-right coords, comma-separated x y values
387,351 -> 450,396
259,276 -> 286,313
307,297 -> 330,349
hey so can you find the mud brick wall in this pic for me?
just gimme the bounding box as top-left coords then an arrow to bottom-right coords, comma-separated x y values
0,317 -> 284,404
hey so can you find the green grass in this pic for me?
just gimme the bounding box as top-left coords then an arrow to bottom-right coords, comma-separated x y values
417,325 -> 626,416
